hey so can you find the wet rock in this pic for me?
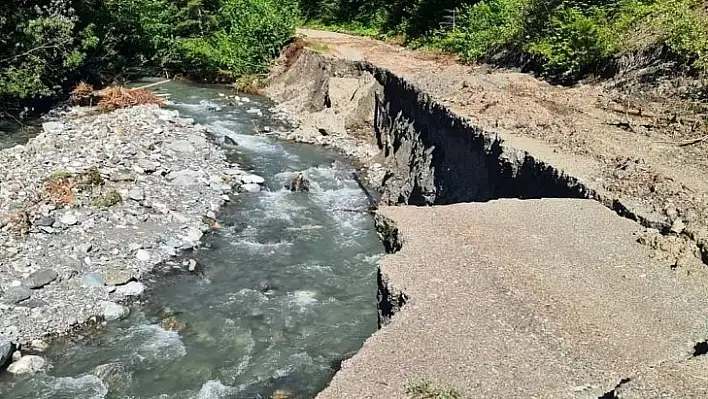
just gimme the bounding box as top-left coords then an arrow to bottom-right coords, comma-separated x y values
160,316 -> 186,332
23,269 -> 58,289
223,136 -> 238,146
115,281 -> 145,297
93,362 -> 132,388
100,301 -> 130,321
2,286 -> 32,304
240,183 -> 261,193
101,264 -> 134,286
286,173 -> 310,192
30,339 -> 49,352
0,339 -> 13,368
240,174 -> 265,185
7,355 -> 46,375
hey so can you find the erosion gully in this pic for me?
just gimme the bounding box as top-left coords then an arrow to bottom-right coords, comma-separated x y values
0,81 -> 383,398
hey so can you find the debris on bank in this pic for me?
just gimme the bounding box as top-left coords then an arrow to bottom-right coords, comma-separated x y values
0,104 -> 266,373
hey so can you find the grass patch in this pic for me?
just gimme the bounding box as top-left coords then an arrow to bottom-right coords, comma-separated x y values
75,166 -> 104,191
92,189 -> 123,208
406,379 -> 464,399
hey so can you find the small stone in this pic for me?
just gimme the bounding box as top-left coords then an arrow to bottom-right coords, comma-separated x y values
12,350 -> 21,362
100,301 -> 130,321
82,272 -> 105,287
115,281 -> 145,297
24,269 -> 58,289
101,264 -> 134,286
60,212 -> 78,226
187,259 -> 197,272
137,159 -> 160,173
42,121 -> 64,133
75,243 -> 93,254
221,194 -> 231,202
167,140 -> 196,153
128,188 -> 144,201
2,286 -> 32,304
132,165 -> 146,174
39,226 -> 54,234
206,211 -> 216,219
136,249 -> 151,262
7,355 -> 46,375
240,183 -> 261,193
128,243 -> 143,252
167,169 -> 206,186
671,219 -> 686,234
35,216 -> 55,227
240,174 -> 265,185
0,339 -> 13,368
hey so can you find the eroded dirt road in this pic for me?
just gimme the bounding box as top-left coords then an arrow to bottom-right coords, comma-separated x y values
297,28 -> 708,269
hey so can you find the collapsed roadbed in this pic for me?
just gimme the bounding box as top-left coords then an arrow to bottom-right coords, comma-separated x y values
265,29 -> 708,397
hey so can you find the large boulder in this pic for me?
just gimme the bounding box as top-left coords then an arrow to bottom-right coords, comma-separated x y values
7,355 -> 46,375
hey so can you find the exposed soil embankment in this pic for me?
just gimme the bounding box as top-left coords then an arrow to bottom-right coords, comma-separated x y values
265,30 -> 708,398
266,38 -> 707,271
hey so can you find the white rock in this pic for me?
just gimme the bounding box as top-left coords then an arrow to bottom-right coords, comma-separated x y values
167,169 -> 206,186
42,121 -> 64,134
115,282 -> 145,297
7,355 -> 46,375
135,250 -> 150,262
128,188 -> 144,201
240,174 -> 265,185
241,183 -> 261,193
100,301 -> 130,321
60,212 -> 78,226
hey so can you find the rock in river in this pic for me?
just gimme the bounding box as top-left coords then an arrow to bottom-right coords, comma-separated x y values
115,281 -> 145,297
23,268 -> 58,289
240,183 -> 261,193
240,174 -> 265,185
7,355 -> 46,375
286,173 -> 310,192
100,301 -> 130,321
0,339 -> 14,369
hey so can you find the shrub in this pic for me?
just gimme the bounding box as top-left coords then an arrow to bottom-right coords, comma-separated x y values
406,379 -> 464,399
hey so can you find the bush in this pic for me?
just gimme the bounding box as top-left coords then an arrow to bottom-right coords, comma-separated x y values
1,0 -> 299,117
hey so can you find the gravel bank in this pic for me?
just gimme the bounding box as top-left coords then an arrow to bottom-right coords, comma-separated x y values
0,105 -> 263,373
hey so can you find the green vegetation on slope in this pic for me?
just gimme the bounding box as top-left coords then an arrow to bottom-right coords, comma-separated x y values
0,0 -> 298,117
300,0 -> 708,82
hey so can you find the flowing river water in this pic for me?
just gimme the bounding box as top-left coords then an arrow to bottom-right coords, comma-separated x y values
0,81 -> 383,398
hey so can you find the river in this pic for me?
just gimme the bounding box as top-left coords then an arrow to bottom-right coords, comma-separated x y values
0,81 -> 383,398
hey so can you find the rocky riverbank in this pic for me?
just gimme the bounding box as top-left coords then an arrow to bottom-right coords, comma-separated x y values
0,104 -> 266,374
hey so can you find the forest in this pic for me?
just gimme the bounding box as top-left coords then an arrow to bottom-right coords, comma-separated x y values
2,0 -> 706,117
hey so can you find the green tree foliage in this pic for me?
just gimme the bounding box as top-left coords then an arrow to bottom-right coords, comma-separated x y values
301,0 -> 708,81
1,0 -> 298,117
